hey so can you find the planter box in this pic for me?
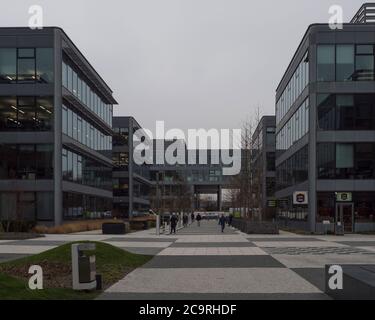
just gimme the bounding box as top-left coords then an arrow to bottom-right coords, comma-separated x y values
232,218 -> 279,234
102,222 -> 128,235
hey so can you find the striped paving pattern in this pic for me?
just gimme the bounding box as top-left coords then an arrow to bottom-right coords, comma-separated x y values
1,220 -> 375,299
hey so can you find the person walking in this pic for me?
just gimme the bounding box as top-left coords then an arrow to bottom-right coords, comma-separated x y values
191,212 -> 195,224
219,214 -> 226,233
170,213 -> 178,234
196,213 -> 202,227
228,214 -> 233,227
183,214 -> 188,227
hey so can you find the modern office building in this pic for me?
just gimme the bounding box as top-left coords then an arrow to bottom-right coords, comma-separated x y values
0,27 -> 117,226
275,3 -> 375,233
112,117 -> 152,218
251,116 -> 276,220
149,140 -> 234,213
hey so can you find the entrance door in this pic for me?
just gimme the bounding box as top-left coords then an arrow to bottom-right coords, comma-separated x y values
335,203 -> 354,233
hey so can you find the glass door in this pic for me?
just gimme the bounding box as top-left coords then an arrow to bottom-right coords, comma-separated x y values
335,203 -> 354,233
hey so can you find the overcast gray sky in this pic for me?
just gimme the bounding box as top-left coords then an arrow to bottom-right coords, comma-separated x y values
0,0 -> 362,131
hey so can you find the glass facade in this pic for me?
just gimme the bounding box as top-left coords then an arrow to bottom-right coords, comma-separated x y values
276,145 -> 308,191
62,105 -> 112,151
317,44 -> 375,82
318,94 -> 375,130
0,96 -> 53,131
0,48 -> 53,83
317,192 -> 375,223
0,144 -> 53,180
62,148 -> 112,190
113,127 -> 129,146
62,61 -> 112,127
63,192 -> 112,220
276,98 -> 309,152
276,51 -> 309,123
0,191 -> 54,222
317,142 -> 375,179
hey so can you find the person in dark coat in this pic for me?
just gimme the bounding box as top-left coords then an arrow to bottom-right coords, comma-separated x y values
191,212 -> 195,224
219,214 -> 226,233
170,213 -> 178,234
228,214 -> 233,227
196,213 -> 202,227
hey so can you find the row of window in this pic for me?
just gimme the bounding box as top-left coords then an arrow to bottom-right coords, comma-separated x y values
62,148 -> 112,190
318,94 -> 375,131
317,143 -> 375,179
113,127 -> 129,146
0,96 -> 53,131
62,105 -> 112,151
317,44 -> 375,82
0,144 -> 53,180
276,145 -> 308,191
0,192 -> 53,222
0,48 -> 53,84
63,192 -> 112,220
62,61 -> 112,127
276,51 -> 309,123
276,98 -> 309,151
317,192 -> 375,223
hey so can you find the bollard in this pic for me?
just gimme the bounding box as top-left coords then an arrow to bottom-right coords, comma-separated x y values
71,243 -> 97,291
156,215 -> 160,236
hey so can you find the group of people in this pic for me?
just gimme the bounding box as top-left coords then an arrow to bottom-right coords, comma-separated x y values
218,213 -> 233,233
168,212 -> 233,234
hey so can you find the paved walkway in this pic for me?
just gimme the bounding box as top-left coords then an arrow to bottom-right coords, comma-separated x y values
1,221 -> 375,299
98,221 -> 375,300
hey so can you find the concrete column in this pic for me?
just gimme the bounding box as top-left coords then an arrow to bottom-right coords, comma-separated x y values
217,185 -> 222,211
128,119 -> 134,219
308,44 -> 317,233
53,30 -> 63,226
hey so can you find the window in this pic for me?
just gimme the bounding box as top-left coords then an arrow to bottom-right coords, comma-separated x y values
36,97 -> 53,131
318,94 -> 375,131
17,48 -> 36,83
62,62 -> 68,87
18,97 -> 36,131
317,143 -> 335,179
62,105 -> 68,134
336,144 -> 354,168
0,48 -> 16,83
354,45 -> 374,81
317,45 -> 335,82
336,95 -> 354,130
36,48 -> 53,83
317,94 -> 334,130
336,45 -> 354,81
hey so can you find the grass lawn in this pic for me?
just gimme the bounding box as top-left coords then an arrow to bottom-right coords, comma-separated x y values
0,241 -> 152,300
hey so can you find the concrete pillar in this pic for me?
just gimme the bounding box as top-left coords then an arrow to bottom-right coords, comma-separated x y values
156,215 -> 160,236
53,30 -> 63,226
217,185 -> 222,211
128,119 -> 134,219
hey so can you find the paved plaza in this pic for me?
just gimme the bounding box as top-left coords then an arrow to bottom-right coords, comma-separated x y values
1,221 -> 375,299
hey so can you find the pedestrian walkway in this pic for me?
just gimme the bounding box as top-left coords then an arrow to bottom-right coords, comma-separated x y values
1,220 -> 375,299
98,221 -> 375,300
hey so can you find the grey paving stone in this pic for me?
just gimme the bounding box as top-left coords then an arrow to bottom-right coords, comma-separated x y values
104,237 -> 177,242
1,240 -> 68,246
334,241 -> 375,247
97,292 -> 330,300
291,268 -> 326,292
121,248 -> 164,255
170,242 -> 255,248
247,237 -> 323,242
142,255 -> 285,268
